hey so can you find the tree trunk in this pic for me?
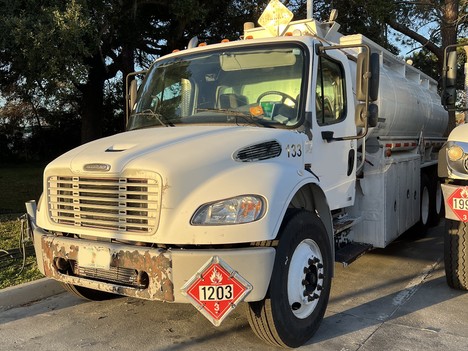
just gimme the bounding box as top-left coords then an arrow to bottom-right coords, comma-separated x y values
121,43 -> 135,132
80,54 -> 107,144
442,0 -> 460,135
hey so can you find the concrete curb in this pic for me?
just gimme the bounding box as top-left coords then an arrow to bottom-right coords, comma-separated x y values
0,278 -> 64,311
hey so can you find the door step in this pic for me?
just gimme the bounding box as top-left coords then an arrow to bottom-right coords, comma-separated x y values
333,215 -> 361,235
335,242 -> 372,267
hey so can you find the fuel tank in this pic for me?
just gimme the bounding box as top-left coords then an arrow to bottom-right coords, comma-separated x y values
372,64 -> 447,138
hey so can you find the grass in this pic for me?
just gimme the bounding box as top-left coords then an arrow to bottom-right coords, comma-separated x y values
0,163 -> 45,289
0,214 -> 43,289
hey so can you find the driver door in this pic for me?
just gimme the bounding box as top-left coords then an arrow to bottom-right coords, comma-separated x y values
309,51 -> 357,210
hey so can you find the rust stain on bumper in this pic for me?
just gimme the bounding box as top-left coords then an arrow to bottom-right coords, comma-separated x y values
41,235 -> 174,302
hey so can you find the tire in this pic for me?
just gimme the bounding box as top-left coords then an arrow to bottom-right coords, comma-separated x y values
429,177 -> 445,226
428,172 -> 443,226
444,219 -> 468,290
61,283 -> 120,301
246,210 -> 332,348
413,173 -> 431,235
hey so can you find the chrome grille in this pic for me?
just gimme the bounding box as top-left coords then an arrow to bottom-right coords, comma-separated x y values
48,174 -> 161,234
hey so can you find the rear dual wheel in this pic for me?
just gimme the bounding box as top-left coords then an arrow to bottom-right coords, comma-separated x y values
416,172 -> 444,236
246,210 -> 332,348
430,178 -> 444,225
419,173 -> 431,233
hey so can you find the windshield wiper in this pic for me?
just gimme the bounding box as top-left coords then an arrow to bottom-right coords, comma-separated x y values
196,108 -> 267,127
132,110 -> 174,127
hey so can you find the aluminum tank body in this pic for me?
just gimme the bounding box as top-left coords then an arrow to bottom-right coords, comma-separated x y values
369,63 -> 447,139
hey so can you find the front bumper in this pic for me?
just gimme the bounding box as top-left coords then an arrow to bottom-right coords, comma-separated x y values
32,227 -> 275,303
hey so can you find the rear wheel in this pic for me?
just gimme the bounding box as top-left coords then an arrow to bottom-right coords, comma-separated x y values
444,219 -> 468,290
246,210 -> 332,348
414,173 -> 431,236
61,283 -> 119,301
421,174 -> 431,227
429,178 -> 444,225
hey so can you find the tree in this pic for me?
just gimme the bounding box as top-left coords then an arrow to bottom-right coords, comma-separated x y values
372,0 -> 467,132
387,0 -> 467,132
0,0 -> 234,144
313,0 -> 400,53
385,1 -> 466,66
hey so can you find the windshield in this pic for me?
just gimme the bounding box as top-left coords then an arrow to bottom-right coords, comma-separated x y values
127,44 -> 307,130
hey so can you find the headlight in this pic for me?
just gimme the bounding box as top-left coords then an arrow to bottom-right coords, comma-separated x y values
447,145 -> 464,161
191,195 -> 265,225
446,141 -> 468,176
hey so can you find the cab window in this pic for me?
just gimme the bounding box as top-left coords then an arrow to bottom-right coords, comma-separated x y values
316,56 -> 346,126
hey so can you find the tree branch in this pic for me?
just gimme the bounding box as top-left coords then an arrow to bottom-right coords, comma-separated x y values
386,18 -> 443,61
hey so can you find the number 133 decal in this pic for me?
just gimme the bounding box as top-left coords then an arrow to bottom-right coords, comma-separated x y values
286,144 -> 302,158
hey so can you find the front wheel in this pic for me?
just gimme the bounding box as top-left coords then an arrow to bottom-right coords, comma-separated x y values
444,219 -> 468,290
61,283 -> 120,301
246,210 -> 332,348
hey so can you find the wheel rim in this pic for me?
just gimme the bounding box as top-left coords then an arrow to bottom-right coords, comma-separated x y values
287,239 -> 324,319
421,185 -> 430,225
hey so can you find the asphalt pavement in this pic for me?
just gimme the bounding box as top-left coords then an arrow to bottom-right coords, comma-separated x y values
1,221 -> 467,350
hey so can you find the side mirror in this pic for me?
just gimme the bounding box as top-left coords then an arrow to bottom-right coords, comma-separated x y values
129,79 -> 137,111
356,52 -> 380,102
368,103 -> 378,127
356,53 -> 368,101
441,50 -> 457,108
369,53 -> 380,102
355,103 -> 378,128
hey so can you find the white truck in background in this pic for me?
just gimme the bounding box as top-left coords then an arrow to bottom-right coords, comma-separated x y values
438,43 -> 468,291
26,1 -> 448,347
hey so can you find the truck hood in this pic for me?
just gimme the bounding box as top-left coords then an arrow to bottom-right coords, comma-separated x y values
41,125 -> 310,244
448,123 -> 468,143
52,126 -> 299,174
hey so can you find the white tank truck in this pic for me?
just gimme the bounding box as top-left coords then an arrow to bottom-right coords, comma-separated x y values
25,1 -> 447,347
438,43 -> 468,291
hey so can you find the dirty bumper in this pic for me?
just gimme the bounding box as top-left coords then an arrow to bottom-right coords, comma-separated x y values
40,235 -> 174,301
